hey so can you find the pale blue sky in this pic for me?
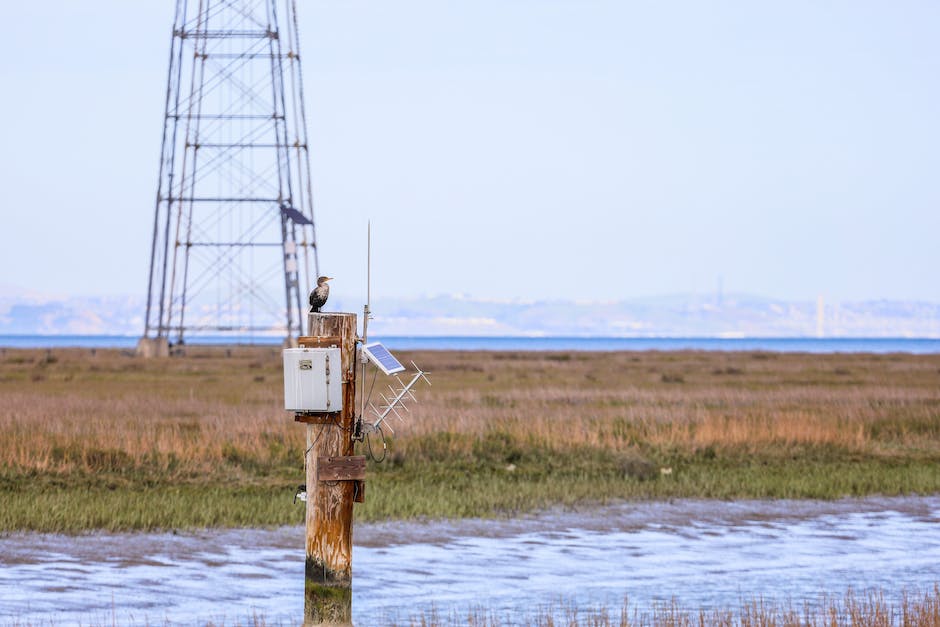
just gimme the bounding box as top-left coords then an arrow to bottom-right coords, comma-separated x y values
1,1 -> 938,303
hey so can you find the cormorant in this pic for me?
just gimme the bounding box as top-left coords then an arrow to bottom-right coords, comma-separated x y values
309,276 -> 333,313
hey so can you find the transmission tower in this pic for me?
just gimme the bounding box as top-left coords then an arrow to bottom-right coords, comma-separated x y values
140,0 -> 318,354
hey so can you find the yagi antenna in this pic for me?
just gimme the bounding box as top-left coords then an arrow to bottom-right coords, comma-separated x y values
366,361 -> 431,434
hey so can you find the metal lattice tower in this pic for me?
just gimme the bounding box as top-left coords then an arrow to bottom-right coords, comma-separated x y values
141,0 -> 318,350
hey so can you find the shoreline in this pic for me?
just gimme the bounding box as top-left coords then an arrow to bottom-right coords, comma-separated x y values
3,334 -> 940,353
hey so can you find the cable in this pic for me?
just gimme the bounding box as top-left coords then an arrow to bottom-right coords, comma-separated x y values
351,367 -> 380,442
365,368 -> 378,410
303,422 -> 328,477
365,425 -> 387,463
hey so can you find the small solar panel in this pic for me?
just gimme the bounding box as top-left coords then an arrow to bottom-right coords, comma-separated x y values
362,342 -> 406,375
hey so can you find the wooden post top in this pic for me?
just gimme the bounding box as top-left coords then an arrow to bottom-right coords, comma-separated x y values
307,312 -> 357,319
306,312 -> 358,340
307,312 -> 358,326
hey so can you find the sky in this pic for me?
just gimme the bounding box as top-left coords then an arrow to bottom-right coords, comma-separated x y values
1,0 -> 938,305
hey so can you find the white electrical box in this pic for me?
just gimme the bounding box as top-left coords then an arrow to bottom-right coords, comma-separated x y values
283,347 -> 342,412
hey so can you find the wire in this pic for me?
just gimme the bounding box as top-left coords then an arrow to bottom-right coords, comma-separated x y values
365,425 -> 387,463
329,412 -> 356,434
302,422 -> 328,477
350,367 -> 380,443
304,419 -> 352,488
364,368 -> 378,412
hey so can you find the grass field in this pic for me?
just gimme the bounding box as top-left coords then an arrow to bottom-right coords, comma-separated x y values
1,346 -> 939,532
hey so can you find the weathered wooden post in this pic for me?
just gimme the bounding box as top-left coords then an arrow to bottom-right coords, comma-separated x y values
286,302 -> 427,624
295,312 -> 362,624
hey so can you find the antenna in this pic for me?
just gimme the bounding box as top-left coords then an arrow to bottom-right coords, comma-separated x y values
366,362 -> 431,434
364,221 -> 371,343
353,223 -> 430,440
359,221 -> 372,430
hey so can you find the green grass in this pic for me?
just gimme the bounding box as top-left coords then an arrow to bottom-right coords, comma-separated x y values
0,479 -> 304,533
3,442 -> 938,533
358,443 -> 940,522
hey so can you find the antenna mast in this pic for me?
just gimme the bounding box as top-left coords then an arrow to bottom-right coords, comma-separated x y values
363,221 -> 372,343
359,222 -> 372,429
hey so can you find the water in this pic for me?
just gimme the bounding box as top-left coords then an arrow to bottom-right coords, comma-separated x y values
2,497 -> 939,625
2,334 -> 940,353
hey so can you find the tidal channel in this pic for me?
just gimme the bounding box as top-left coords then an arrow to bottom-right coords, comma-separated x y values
1,496 -> 938,625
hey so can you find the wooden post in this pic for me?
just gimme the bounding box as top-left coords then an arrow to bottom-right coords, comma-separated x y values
135,337 -> 169,358
302,312 -> 358,625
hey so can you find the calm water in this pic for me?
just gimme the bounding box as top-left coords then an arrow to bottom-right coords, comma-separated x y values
2,334 -> 940,353
2,497 -> 939,625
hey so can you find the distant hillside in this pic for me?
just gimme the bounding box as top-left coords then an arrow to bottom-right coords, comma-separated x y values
350,294 -> 940,338
0,291 -> 144,335
2,289 -> 938,338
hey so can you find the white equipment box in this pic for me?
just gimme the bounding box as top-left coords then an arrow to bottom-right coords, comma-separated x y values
283,347 -> 342,412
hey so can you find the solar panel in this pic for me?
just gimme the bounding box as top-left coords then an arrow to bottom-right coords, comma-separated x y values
362,342 -> 406,375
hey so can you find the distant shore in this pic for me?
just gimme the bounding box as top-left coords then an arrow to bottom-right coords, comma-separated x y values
2,334 -> 940,353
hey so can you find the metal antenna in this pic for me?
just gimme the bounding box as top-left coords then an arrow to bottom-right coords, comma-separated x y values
354,226 -> 429,437
366,362 -> 431,434
140,0 -> 319,348
363,221 -> 372,344
359,221 -> 372,432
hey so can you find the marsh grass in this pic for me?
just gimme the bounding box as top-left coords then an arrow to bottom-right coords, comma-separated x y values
1,347 -> 939,531
6,587 -> 940,626
394,586 -> 940,626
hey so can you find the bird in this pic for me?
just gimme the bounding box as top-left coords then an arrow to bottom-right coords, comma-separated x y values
309,276 -> 333,313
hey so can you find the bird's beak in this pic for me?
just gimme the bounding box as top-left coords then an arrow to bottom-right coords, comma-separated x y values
326,277 -> 334,282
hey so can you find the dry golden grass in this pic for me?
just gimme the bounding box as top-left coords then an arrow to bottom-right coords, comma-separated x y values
1,346 -> 939,479
393,349 -> 940,462
0,346 -> 296,477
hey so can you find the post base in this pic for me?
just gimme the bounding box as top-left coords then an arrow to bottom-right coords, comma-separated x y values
135,337 -> 169,358
304,575 -> 351,625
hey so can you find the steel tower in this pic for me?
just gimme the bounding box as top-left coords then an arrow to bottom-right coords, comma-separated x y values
141,0 -> 318,352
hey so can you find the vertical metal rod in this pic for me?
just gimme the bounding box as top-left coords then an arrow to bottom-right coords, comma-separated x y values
156,0 -> 191,340
360,221 -> 371,423
363,221 -> 371,343
268,0 -> 302,340
144,0 -> 184,338
176,0 -> 211,344
288,0 -> 319,292
165,0 -> 208,344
